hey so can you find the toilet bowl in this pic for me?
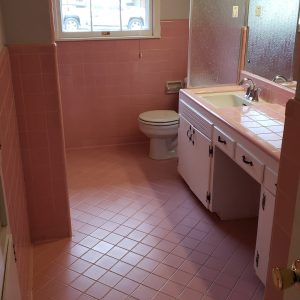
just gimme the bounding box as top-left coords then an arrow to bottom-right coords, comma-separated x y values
138,110 -> 179,160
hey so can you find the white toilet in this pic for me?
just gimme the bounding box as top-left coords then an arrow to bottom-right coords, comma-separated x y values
138,110 -> 179,160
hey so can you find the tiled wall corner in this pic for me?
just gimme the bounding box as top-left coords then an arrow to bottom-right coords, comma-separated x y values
57,20 -> 189,149
0,47 -> 32,299
8,44 -> 72,242
264,99 -> 300,299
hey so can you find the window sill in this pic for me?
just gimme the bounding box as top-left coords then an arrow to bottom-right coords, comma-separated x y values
55,34 -> 161,42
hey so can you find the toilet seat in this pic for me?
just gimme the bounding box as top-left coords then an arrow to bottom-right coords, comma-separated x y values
139,110 -> 179,126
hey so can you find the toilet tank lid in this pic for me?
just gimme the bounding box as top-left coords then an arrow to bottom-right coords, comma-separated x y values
139,110 -> 179,123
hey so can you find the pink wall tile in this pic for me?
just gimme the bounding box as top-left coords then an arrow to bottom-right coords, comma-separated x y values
8,44 -> 72,242
0,47 -> 32,299
57,20 -> 189,149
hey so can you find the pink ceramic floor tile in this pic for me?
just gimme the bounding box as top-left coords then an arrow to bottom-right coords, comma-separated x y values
131,243 -> 153,256
188,276 -> 212,293
118,238 -> 139,252
152,292 -> 175,300
86,282 -> 111,299
69,275 -> 95,292
81,249 -> 103,263
160,280 -> 186,298
92,241 -> 114,254
115,277 -> 139,295
79,236 -> 100,248
69,244 -> 89,257
137,257 -> 159,272
69,259 -> 92,274
170,269 -> 194,286
110,261 -> 133,276
121,252 -> 144,266
83,265 -> 106,280
142,273 -> 168,290
142,235 -> 161,247
126,267 -> 150,283
132,284 -> 158,300
95,255 -> 118,270
152,264 -> 177,280
33,145 -> 264,300
102,231 -> 123,244
106,246 -> 128,260
163,253 -> 185,269
147,248 -> 169,262
179,287 -> 204,300
103,288 -> 128,300
206,282 -> 231,300
98,271 -> 122,288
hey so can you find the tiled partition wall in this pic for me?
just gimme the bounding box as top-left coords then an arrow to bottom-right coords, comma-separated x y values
8,44 -> 71,242
0,47 -> 31,299
58,20 -> 189,149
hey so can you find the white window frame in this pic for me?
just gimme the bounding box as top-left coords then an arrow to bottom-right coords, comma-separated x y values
52,0 -> 160,41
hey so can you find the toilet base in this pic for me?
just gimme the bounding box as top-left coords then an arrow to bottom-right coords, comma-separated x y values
149,136 -> 177,160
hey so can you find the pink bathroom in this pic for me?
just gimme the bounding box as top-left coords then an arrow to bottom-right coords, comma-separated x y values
0,0 -> 299,299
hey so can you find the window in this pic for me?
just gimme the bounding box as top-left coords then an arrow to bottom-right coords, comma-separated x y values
53,0 -> 160,40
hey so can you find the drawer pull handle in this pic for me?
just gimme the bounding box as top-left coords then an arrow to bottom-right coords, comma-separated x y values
187,125 -> 192,140
217,136 -> 227,145
242,155 -> 253,166
256,251 -> 259,268
262,194 -> 266,210
191,129 -> 195,145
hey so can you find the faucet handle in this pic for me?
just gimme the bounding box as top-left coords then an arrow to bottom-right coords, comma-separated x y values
245,85 -> 252,99
252,87 -> 261,102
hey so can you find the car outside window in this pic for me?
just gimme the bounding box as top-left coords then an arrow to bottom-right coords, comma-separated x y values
53,0 -> 160,40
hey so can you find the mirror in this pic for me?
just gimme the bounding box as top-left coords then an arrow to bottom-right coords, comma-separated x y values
245,0 -> 300,89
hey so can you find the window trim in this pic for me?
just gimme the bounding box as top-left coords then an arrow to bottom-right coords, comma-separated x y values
52,0 -> 161,41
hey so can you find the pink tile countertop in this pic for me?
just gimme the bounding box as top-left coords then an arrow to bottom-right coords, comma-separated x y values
181,86 -> 287,161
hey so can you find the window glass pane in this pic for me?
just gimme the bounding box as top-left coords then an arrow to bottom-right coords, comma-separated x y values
56,0 -> 157,38
91,0 -> 121,32
61,0 -> 91,32
121,0 -> 150,31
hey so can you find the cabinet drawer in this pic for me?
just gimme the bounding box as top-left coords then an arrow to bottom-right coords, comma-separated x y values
235,144 -> 264,183
263,168 -> 278,195
179,100 -> 213,138
213,127 -> 235,158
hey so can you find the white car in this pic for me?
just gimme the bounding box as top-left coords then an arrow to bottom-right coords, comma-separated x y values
62,0 -> 146,32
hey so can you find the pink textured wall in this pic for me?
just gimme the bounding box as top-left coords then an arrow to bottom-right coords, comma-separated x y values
264,33 -> 300,299
57,20 -> 189,149
294,32 -> 300,81
9,44 -> 72,242
0,47 -> 32,299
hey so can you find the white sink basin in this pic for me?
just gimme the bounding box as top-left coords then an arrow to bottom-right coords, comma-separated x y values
198,92 -> 252,108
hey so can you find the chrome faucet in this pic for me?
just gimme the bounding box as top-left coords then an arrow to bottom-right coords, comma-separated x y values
272,75 -> 288,83
239,77 -> 260,102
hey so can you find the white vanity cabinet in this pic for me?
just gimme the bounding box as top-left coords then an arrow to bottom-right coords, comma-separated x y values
178,100 -> 213,208
178,89 -> 283,285
254,169 -> 278,284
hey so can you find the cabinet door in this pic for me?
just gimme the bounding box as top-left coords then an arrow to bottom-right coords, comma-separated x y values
254,188 -> 276,284
177,115 -> 194,185
189,126 -> 212,207
178,115 -> 212,208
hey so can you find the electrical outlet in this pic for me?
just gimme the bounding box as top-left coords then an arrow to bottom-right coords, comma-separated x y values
255,5 -> 262,17
232,6 -> 239,18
